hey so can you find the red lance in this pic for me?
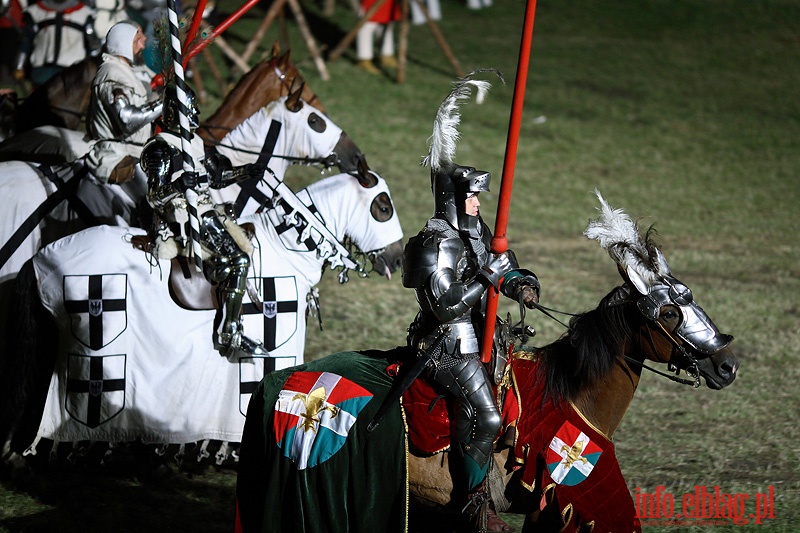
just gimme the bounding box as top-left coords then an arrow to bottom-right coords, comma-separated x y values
183,0 -> 261,64
151,0 -> 261,88
480,0 -> 538,364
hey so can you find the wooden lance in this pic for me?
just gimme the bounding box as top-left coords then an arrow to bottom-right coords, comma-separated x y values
480,0 -> 538,364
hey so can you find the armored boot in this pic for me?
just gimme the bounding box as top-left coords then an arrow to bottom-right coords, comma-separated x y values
213,269 -> 267,361
199,212 -> 266,361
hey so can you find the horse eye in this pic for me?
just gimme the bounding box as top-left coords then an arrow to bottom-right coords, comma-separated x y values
308,112 -> 327,133
370,192 -> 393,222
660,308 -> 679,321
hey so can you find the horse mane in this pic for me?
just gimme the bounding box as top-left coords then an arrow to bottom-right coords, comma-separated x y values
421,69 -> 503,171
536,191 -> 663,403
537,288 -> 638,404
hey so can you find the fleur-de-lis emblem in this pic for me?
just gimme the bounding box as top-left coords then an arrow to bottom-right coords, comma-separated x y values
293,386 -> 340,433
560,440 -> 589,468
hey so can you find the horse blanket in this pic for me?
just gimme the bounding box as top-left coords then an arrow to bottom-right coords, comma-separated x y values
402,352 -> 640,533
31,225 -> 304,445
236,350 -> 408,533
509,354 -> 641,533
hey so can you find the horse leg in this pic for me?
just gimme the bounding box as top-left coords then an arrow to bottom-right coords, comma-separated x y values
0,260 -> 59,458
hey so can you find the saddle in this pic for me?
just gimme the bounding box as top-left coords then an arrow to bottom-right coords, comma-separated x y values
397,354 -> 522,456
129,234 -> 218,311
130,222 -> 257,311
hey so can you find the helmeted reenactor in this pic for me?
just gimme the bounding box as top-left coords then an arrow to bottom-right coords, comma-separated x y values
139,84 -> 269,360
86,21 -> 161,186
402,74 -> 540,533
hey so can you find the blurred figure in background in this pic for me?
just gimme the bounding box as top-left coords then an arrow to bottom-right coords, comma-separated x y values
84,20 -> 161,224
355,0 -> 400,74
14,0 -> 101,86
0,0 -> 24,87
410,0 -> 440,25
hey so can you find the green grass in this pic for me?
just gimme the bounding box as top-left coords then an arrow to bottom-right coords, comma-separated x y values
2,0 -> 799,531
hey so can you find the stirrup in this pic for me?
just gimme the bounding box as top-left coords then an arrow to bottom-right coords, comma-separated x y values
461,484 -> 515,533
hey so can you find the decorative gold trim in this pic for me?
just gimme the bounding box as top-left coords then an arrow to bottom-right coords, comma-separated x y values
400,397 -> 409,533
519,477 -> 535,492
509,360 -> 524,450
569,401 -> 611,442
512,349 -> 540,361
561,502 -> 574,524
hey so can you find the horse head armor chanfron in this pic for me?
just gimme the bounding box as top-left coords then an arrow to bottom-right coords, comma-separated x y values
584,190 -> 737,388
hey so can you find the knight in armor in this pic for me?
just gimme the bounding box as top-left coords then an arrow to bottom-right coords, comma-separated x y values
403,74 -> 540,533
14,0 -> 101,86
139,84 -> 269,360
86,21 -> 162,186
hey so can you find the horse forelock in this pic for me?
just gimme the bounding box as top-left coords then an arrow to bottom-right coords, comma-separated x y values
539,288 -> 637,404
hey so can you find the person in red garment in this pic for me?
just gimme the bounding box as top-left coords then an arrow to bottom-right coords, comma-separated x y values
355,0 -> 401,74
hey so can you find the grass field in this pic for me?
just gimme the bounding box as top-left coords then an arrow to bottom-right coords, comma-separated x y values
2,0 -> 799,531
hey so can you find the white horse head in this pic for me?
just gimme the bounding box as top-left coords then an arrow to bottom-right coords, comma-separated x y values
245,166 -> 404,285
213,89 -> 363,216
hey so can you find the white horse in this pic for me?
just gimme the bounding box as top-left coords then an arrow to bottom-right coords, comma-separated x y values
2,168 -> 403,455
0,91 -> 363,284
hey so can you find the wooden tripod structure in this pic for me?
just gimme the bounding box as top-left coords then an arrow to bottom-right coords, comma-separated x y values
184,0 -> 330,83
328,0 -> 464,83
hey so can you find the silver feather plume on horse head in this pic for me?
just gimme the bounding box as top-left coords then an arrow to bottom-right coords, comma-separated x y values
421,69 -> 504,171
584,190 -> 668,285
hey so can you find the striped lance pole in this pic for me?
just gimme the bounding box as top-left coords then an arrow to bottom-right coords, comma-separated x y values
166,0 -> 205,272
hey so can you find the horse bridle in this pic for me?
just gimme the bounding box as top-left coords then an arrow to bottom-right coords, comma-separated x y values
526,287 -> 704,387
271,60 -> 321,109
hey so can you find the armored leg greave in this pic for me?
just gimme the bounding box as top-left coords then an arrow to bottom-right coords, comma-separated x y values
198,212 -> 257,356
432,358 -> 501,469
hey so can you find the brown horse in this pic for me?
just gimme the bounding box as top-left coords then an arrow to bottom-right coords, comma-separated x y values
1,42 -> 318,160
198,42 -> 325,147
13,55 -> 102,132
234,193 -> 739,533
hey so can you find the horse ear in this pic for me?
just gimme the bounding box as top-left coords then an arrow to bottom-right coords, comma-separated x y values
625,265 -> 650,296
270,40 -> 281,61
355,155 -> 378,188
653,247 -> 672,276
285,84 -> 304,112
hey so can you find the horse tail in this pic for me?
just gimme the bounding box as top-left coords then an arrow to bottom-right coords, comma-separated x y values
0,259 -> 59,453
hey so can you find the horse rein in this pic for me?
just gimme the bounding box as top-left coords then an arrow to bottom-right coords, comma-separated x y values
528,292 -> 702,388
622,309 -> 702,388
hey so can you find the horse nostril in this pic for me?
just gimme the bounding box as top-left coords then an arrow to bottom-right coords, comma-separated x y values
719,359 -> 737,380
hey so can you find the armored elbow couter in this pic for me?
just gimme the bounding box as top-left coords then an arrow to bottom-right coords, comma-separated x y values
115,96 -> 163,137
428,270 -> 488,323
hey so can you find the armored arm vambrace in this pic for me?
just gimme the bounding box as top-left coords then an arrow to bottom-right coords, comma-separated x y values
113,96 -> 163,138
425,267 -> 490,323
205,149 -> 265,189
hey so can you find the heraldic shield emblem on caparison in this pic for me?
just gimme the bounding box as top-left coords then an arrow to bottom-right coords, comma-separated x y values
63,274 -> 128,350
66,353 -> 126,428
241,275 -> 298,351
